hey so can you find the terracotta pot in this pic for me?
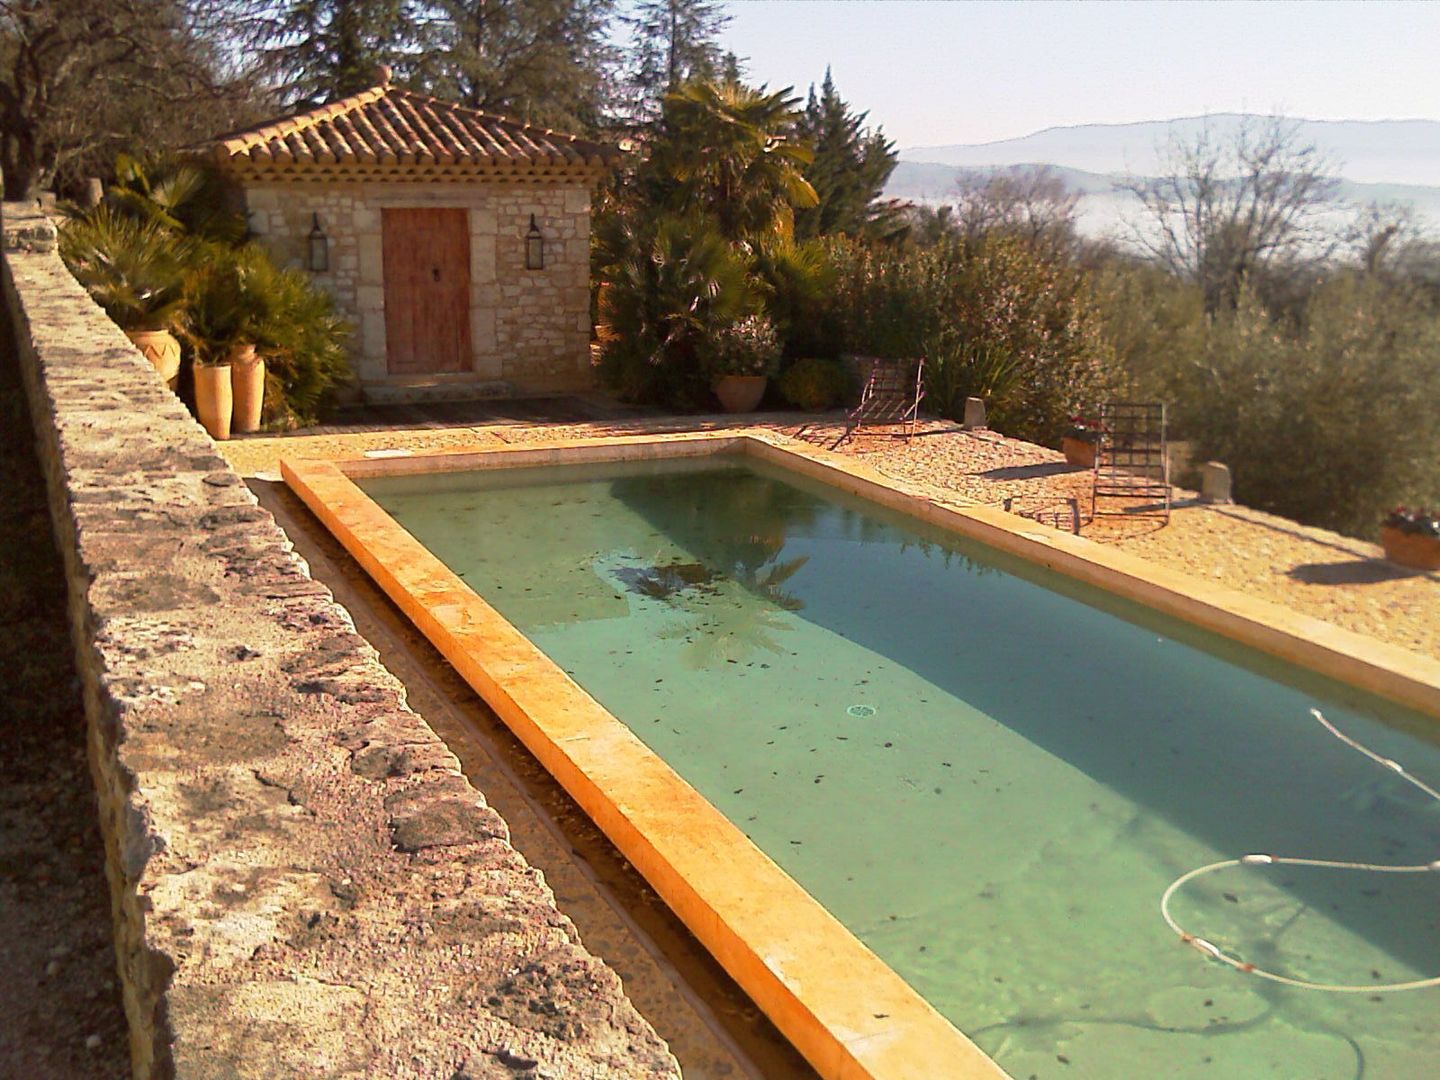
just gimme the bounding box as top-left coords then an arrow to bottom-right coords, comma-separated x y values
229,344 -> 265,434
194,363 -> 234,441
125,328 -> 182,388
1380,525 -> 1440,570
1061,436 -> 1098,468
713,375 -> 767,413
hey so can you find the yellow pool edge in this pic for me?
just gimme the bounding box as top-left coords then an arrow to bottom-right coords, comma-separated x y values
282,434 -> 1010,1080
281,429 -> 1440,1080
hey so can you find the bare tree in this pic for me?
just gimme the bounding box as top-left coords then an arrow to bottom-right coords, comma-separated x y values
951,164 -> 1080,253
0,1 -> 256,199
1345,200 -> 1424,277
1120,116 -> 1341,314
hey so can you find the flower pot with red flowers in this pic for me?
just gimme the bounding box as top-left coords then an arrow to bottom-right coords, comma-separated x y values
1380,507 -> 1440,570
1061,416 -> 1103,467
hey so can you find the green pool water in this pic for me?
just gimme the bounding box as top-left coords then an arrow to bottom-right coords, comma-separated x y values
363,455 -> 1440,1080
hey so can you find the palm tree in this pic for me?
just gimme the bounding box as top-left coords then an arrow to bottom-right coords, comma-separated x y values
598,212 -> 760,405
650,79 -> 818,242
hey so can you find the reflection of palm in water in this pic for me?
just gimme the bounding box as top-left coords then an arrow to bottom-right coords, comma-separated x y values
617,551 -> 811,668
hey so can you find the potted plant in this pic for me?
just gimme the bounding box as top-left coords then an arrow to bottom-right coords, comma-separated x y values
181,246 -> 267,441
58,208 -> 189,386
1380,507 -> 1440,570
1061,415 -> 1104,468
709,314 -> 781,413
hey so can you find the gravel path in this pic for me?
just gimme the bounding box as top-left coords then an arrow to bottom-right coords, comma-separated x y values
0,348 -> 129,1079
222,412 -> 1440,665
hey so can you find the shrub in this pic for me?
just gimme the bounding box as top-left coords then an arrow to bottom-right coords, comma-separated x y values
234,246 -> 353,427
795,235 -> 1114,442
779,357 -> 852,410
597,213 -> 761,409
1171,279 -> 1440,537
58,207 -> 189,331
708,315 -> 781,377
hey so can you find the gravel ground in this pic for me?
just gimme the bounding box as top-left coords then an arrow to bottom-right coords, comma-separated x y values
0,346 -> 129,1078
223,411 -> 1440,663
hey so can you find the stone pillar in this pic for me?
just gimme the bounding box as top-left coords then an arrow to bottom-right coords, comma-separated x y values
1200,461 -> 1233,504
962,396 -> 987,430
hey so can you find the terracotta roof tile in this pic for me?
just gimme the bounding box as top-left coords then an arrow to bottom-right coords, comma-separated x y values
197,84 -> 620,176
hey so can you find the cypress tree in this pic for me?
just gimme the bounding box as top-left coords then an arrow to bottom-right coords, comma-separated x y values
794,69 -> 898,240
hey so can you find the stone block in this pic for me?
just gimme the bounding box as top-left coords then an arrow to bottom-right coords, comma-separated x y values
963,397 -> 987,430
1201,461 -> 1234,504
564,187 -> 590,216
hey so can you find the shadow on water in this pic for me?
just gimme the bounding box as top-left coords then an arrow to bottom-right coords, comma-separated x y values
601,463 -> 1440,980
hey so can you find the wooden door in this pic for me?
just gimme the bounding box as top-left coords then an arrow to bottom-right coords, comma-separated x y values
381,208 -> 472,374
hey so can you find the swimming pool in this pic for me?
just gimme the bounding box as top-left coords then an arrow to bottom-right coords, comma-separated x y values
286,434 -> 1440,1080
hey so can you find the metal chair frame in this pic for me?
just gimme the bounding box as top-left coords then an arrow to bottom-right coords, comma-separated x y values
1091,401 -> 1171,520
842,357 -> 926,443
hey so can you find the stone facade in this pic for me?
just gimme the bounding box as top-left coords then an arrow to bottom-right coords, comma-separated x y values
243,180 -> 595,401
2,202 -> 677,1080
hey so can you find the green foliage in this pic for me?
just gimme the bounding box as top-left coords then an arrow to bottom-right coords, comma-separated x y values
104,153 -> 247,244
622,0 -> 730,121
778,357 -> 851,411
63,153 -> 351,425
415,0 -> 616,131
221,0 -> 422,104
794,69 -> 899,241
58,207 -> 189,331
597,213 -> 760,407
1089,256 -> 1205,400
180,243 -> 271,365
1166,279 -> 1440,537
796,235 -> 1113,443
922,331 -> 1022,425
240,251 -> 353,427
645,79 -> 817,242
596,76 -> 827,408
707,314 -> 780,376
747,236 -> 834,358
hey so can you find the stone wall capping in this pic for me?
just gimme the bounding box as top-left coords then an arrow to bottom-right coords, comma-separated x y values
1,201 -> 677,1080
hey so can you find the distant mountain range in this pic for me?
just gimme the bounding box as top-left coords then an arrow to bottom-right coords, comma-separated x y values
887,114 -> 1440,236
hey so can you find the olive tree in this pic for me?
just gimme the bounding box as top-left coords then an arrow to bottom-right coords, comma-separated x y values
1120,116 -> 1341,315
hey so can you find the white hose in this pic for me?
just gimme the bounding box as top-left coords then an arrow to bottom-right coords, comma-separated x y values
1159,709 -> 1440,993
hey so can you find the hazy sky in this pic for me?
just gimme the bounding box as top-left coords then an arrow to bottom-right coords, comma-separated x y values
718,1 -> 1440,149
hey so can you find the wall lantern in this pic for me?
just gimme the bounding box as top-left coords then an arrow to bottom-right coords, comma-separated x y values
525,213 -> 545,270
308,213 -> 329,273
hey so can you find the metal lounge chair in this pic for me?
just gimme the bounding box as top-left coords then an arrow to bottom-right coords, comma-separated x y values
843,357 -> 926,443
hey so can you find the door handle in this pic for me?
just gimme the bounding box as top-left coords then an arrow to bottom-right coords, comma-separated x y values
431,267 -> 441,282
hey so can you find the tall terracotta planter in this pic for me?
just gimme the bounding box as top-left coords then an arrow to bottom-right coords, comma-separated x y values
125,328 -> 182,388
229,344 -> 266,434
713,375 -> 767,413
194,363 -> 234,441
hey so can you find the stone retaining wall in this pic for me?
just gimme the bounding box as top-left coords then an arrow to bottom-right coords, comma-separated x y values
1,201 -> 678,1080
